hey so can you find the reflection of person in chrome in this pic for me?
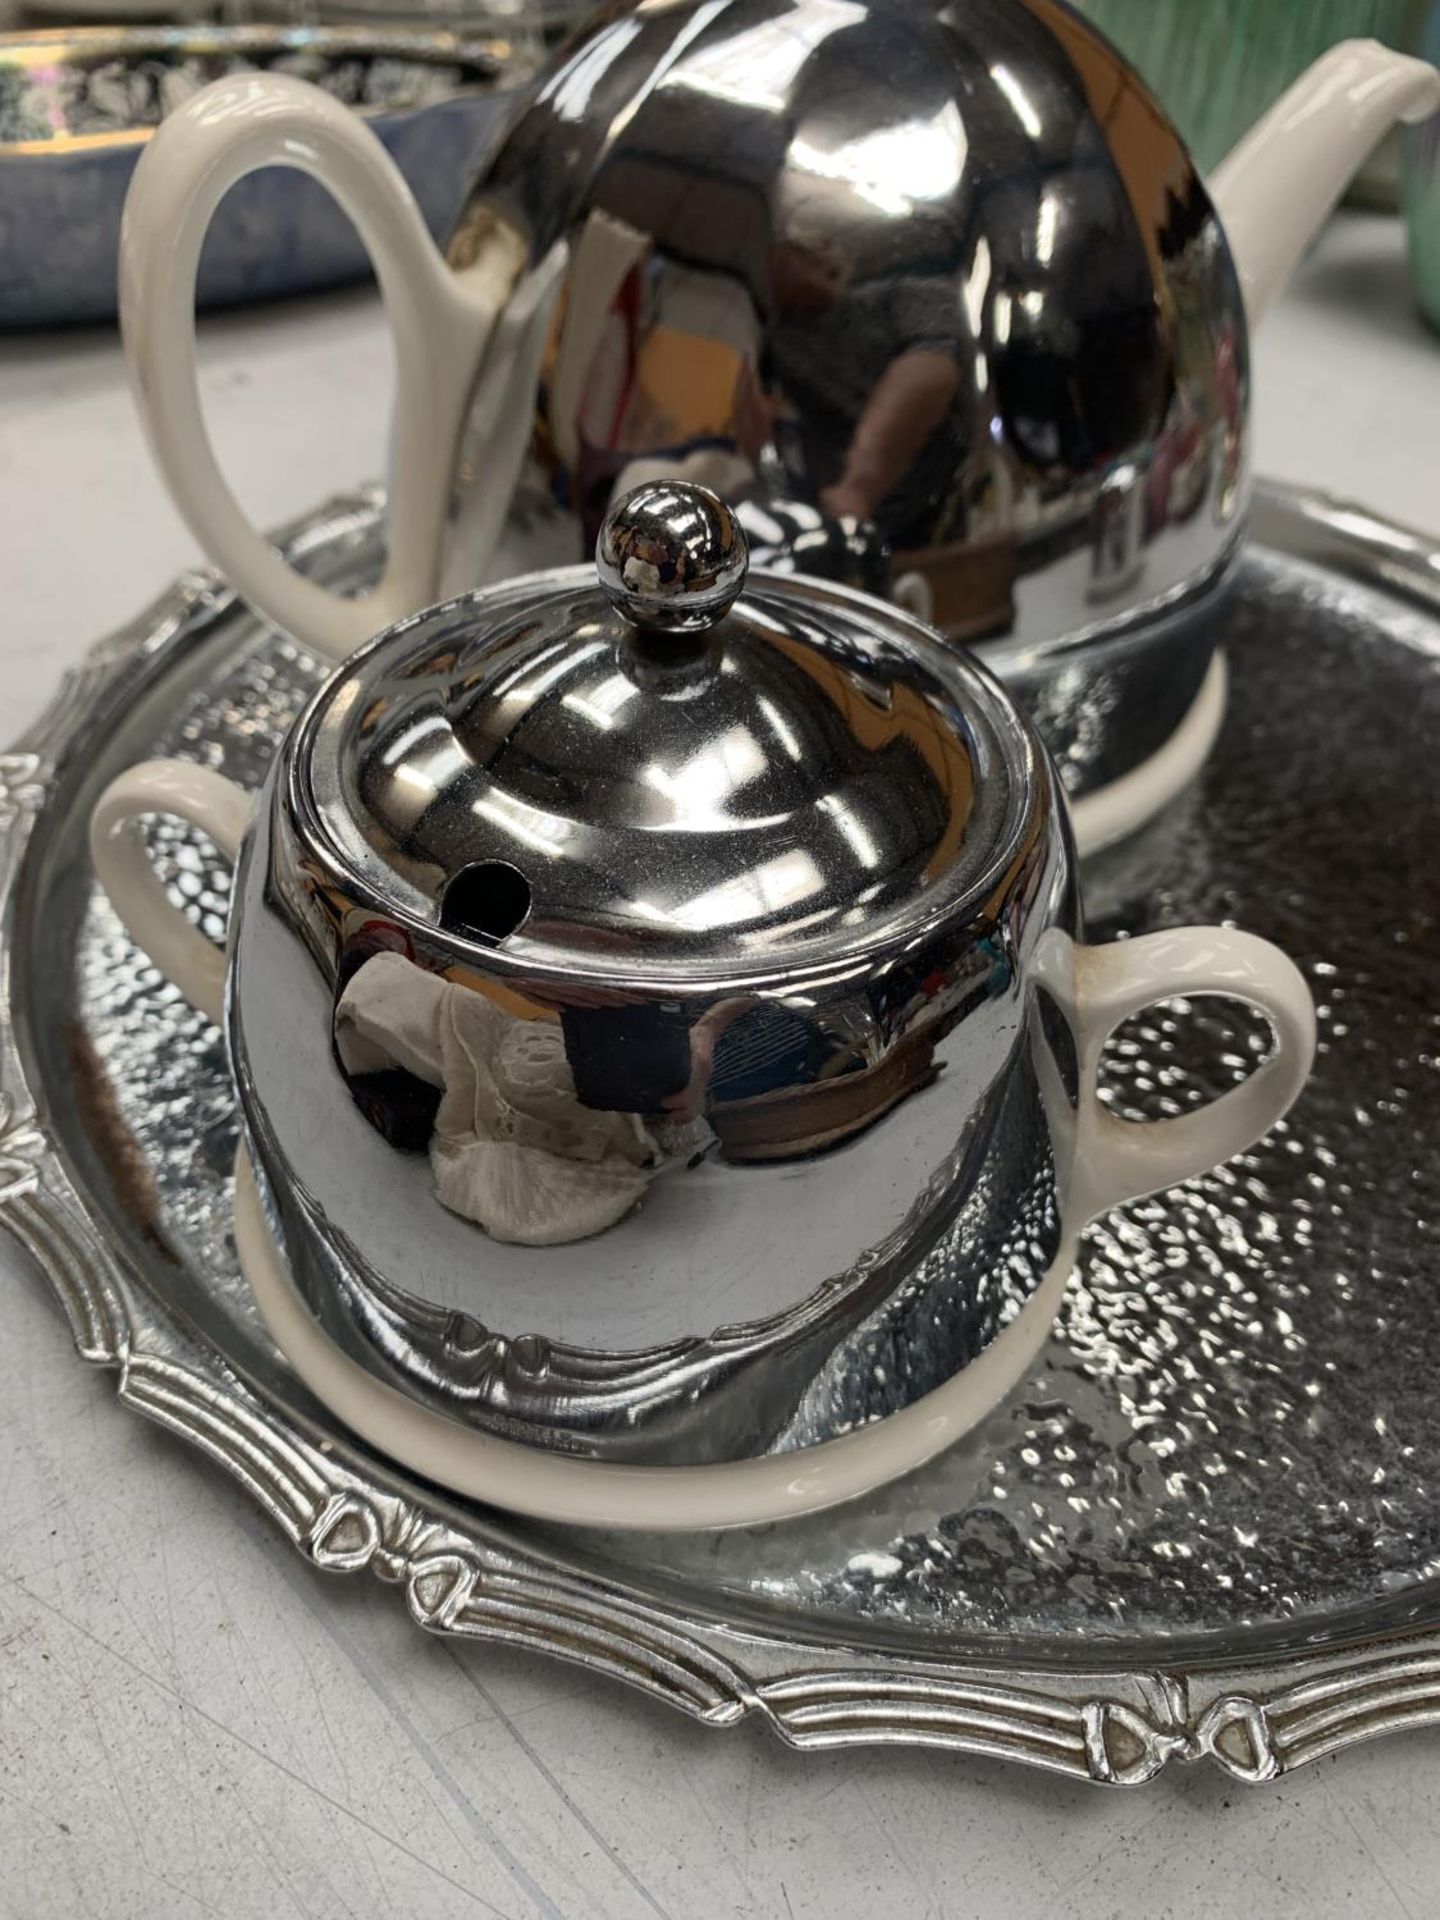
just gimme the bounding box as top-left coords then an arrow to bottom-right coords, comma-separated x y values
820,346 -> 962,523
670,998 -> 831,1120
754,239 -> 964,533
331,950 -> 707,1247
333,946 -> 958,1229
550,991 -> 833,1129
548,979 -> 936,1163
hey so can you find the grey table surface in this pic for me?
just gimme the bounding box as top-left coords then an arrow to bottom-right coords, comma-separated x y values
3,212 -> 1440,1920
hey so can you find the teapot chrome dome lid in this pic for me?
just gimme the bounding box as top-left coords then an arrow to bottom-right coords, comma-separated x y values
455,0 -> 1253,661
293,480 -> 1039,979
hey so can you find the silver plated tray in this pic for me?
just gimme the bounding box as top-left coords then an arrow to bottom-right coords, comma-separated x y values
7,480 -> 1440,1790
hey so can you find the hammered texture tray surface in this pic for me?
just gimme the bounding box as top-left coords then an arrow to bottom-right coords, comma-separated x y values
7,485 -> 1440,1786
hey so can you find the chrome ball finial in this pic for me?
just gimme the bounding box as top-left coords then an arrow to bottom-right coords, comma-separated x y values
596,481 -> 749,636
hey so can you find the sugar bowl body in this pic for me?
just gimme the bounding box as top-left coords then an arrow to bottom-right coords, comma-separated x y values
90,486 -> 1314,1522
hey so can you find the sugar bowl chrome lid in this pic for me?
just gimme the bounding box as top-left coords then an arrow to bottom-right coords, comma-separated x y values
292,478 -> 1029,1005
90,483 -> 1315,1519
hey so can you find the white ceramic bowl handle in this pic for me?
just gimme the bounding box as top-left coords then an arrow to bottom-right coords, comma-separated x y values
1068,926 -> 1316,1223
89,761 -> 254,1027
119,71 -> 522,662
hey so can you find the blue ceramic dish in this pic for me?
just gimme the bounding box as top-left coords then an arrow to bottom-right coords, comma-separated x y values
0,25 -> 530,326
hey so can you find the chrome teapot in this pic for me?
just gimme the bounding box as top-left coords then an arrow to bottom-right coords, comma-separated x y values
120,3 -> 1439,824
89,482 -> 1314,1528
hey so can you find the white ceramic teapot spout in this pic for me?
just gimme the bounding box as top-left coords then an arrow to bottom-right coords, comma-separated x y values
1209,40 -> 1440,326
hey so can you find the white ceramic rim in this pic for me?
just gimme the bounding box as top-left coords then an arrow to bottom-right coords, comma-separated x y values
1069,651 -> 1228,861
234,1147 -> 1080,1533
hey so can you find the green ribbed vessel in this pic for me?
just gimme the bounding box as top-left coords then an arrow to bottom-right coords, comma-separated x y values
1402,4 -> 1440,330
1075,0 -> 1420,182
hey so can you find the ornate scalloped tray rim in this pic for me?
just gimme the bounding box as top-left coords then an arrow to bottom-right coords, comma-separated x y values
7,480 -> 1440,1790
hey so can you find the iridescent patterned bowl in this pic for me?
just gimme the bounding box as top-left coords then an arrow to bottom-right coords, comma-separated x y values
0,23 -> 530,325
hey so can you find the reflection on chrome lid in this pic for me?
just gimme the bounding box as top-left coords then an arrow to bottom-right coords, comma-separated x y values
294,481 -> 1038,979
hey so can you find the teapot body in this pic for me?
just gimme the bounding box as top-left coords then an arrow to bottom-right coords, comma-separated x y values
121,7 -> 1437,820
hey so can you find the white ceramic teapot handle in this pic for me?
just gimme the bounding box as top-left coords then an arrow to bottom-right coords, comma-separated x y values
90,761 -> 254,1026
1068,926 -> 1315,1224
119,71 -> 525,662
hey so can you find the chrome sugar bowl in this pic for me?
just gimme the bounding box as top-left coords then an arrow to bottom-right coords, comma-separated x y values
90,483 -> 1314,1517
